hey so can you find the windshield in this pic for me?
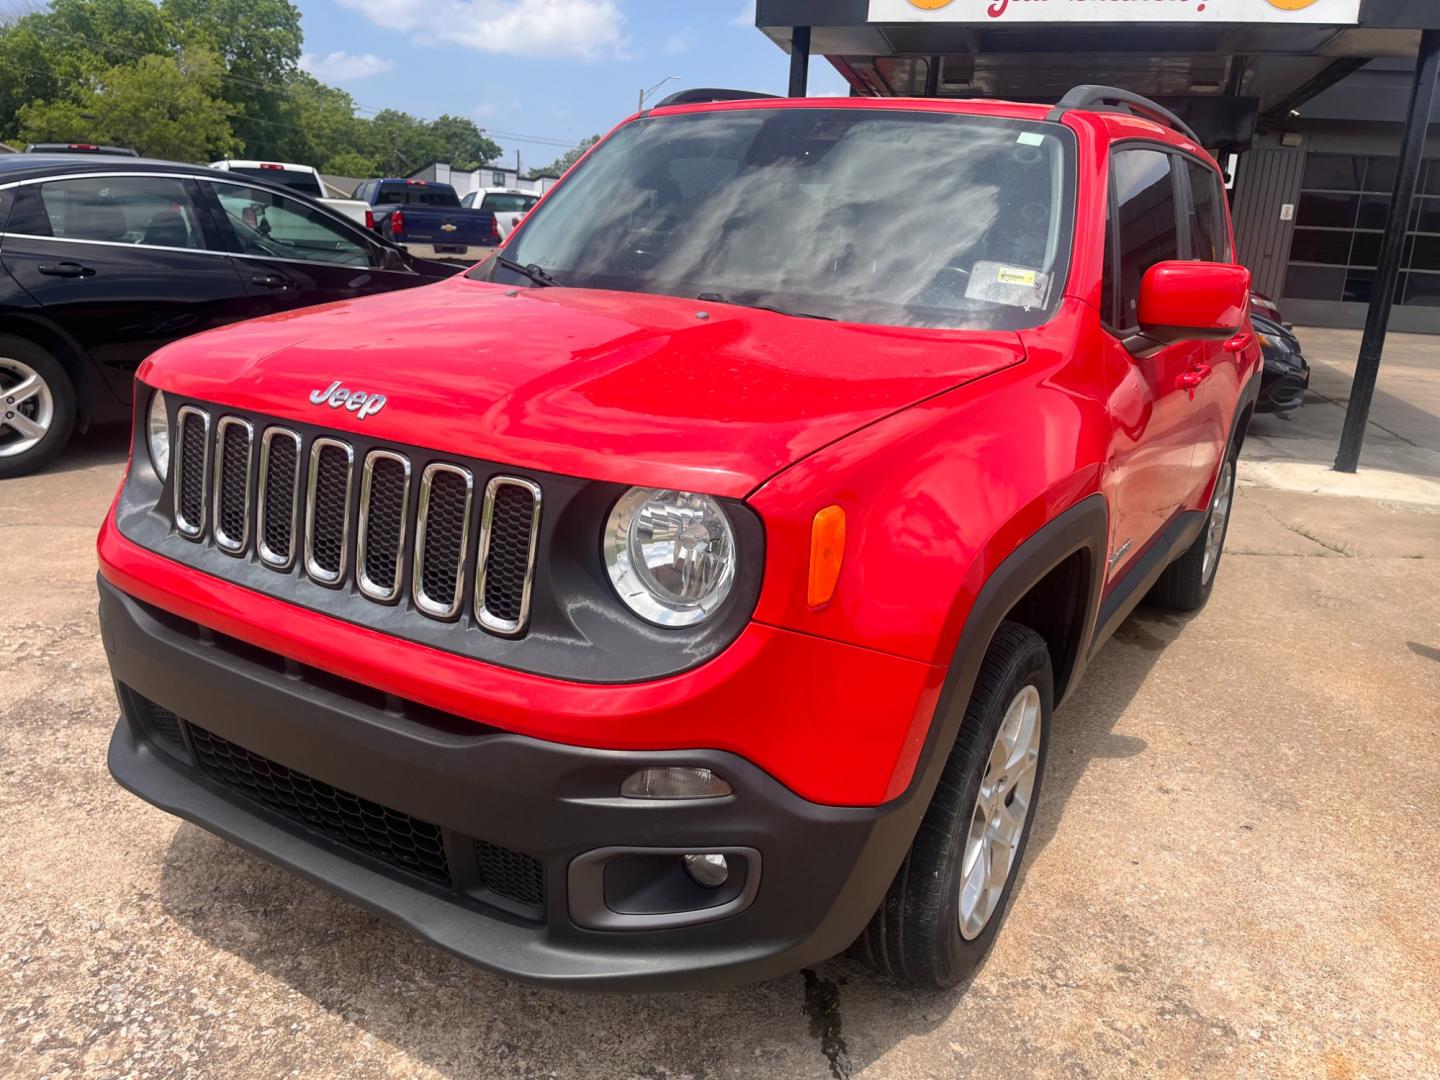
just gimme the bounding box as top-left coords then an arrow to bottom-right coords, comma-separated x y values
482,107 -> 1075,329
225,167 -> 324,196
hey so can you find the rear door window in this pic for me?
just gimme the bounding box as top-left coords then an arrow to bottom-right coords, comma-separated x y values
1111,148 -> 1181,329
27,175 -> 206,249
1184,159 -> 1230,263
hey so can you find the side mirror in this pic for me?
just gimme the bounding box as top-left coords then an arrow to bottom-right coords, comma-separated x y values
378,244 -> 409,272
1129,261 -> 1251,357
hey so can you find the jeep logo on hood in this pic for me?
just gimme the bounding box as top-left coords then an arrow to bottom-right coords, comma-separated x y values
309,380 -> 387,420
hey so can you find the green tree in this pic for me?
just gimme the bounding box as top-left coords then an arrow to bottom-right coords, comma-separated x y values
526,134 -> 599,179
426,114 -> 502,172
1,0 -> 501,176
0,0 -> 172,141
17,46 -> 240,161
160,0 -> 301,158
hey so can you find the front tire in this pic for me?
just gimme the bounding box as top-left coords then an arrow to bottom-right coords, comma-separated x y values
0,336 -> 76,479
856,622 -> 1052,989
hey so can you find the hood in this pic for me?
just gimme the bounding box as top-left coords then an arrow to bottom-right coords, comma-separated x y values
140,276 -> 1025,497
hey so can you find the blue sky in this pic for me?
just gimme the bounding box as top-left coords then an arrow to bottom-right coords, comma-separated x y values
294,0 -> 849,171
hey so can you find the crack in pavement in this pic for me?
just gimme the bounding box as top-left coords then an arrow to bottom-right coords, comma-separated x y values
801,969 -> 852,1080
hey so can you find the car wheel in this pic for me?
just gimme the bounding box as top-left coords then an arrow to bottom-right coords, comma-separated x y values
1147,450 -> 1237,614
856,621 -> 1052,989
0,336 -> 77,480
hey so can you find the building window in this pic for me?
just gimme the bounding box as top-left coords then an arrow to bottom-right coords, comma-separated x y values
493,171 -> 507,187
1283,153 -> 1440,308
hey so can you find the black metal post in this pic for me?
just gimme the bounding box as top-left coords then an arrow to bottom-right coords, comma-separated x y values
788,25 -> 811,98
1335,28 -> 1440,473
924,55 -> 941,97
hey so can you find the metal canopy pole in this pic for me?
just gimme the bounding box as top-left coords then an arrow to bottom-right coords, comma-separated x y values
789,26 -> 811,98
1335,28 -> 1440,473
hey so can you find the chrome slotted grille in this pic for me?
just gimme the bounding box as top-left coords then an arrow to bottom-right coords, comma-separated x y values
476,477 -> 542,636
257,428 -> 301,569
174,406 -> 211,539
413,464 -> 474,619
211,417 -> 254,554
357,451 -> 410,602
305,438 -> 355,585
161,403 -> 543,638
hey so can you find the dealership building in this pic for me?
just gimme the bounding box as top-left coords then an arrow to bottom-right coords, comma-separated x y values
755,0 -> 1440,335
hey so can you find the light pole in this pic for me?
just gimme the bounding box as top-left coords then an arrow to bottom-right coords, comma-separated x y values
638,75 -> 681,111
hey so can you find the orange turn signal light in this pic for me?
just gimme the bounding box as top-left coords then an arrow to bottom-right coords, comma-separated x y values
808,505 -> 846,608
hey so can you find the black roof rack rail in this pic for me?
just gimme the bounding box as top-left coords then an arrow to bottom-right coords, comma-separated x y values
654,88 -> 780,109
1045,85 -> 1203,146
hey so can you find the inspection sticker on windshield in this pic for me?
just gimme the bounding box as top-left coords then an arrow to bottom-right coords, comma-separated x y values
1016,132 -> 1046,147
995,266 -> 1038,287
966,261 -> 1051,309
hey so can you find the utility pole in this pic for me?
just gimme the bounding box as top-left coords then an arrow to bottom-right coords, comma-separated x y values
638,75 -> 681,112
1335,28 -> 1440,473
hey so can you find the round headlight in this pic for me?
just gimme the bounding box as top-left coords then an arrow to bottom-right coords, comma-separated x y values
146,390 -> 170,477
604,488 -> 736,627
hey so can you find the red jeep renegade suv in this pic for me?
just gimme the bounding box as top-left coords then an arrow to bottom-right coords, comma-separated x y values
98,87 -> 1260,991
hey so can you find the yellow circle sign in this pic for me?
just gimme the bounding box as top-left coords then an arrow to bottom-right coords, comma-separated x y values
1266,0 -> 1322,8
907,0 -> 956,7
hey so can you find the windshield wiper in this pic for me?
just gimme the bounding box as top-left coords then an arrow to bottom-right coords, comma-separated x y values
496,255 -> 561,288
697,292 -> 835,320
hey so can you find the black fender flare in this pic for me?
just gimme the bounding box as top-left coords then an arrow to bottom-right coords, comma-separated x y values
887,492 -> 1108,816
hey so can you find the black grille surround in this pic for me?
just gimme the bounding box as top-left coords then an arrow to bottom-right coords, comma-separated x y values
127,691 -> 546,916
121,391 -> 765,685
188,720 -> 453,886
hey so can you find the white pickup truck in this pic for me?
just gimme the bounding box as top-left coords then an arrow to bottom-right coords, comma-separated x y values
459,188 -> 542,239
207,160 -> 371,227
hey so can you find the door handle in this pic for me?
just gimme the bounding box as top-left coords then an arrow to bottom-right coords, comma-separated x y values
1177,364 -> 1214,399
38,261 -> 95,278
250,273 -> 292,289
1223,331 -> 1253,354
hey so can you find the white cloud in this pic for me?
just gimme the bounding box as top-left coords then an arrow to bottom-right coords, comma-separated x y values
298,50 -> 396,81
731,1 -> 755,27
337,0 -> 626,61
661,28 -> 693,54
472,100 -> 522,118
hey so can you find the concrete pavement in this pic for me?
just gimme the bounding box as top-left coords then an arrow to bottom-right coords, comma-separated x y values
1,330 -> 1437,1079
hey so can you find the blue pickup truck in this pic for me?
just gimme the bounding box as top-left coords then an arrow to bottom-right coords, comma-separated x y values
353,178 -> 498,263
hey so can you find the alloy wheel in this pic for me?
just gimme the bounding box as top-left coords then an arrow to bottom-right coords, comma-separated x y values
0,357 -> 55,459
1202,459 -> 1235,585
959,684 -> 1041,940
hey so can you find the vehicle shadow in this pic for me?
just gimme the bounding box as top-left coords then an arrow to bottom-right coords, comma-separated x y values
35,422 -> 132,477
153,608 -> 1172,1079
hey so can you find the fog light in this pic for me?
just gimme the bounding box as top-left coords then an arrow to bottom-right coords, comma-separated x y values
682,853 -> 729,888
621,767 -> 732,800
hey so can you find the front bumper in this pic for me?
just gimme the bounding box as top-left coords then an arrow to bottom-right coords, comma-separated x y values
1258,360 -> 1310,413
99,577 -> 926,990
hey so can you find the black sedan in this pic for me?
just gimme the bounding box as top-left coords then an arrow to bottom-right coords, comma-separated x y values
0,154 -> 460,477
1252,314 -> 1311,413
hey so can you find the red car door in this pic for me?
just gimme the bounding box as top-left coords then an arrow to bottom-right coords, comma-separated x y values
1098,147 -> 1209,583
1180,157 -> 1247,493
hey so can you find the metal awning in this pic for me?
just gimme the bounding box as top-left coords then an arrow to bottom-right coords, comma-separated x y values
751,0 -> 1440,470
758,0 -> 1439,147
